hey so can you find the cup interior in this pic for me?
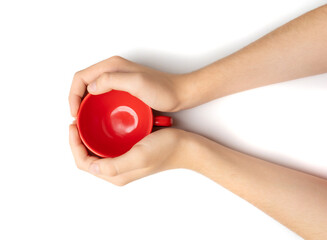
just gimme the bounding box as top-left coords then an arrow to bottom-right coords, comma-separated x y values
77,90 -> 153,158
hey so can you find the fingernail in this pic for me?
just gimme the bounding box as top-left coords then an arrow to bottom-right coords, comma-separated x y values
89,163 -> 100,175
88,82 -> 96,92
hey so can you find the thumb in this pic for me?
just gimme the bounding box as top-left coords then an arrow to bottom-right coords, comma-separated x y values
87,72 -> 144,96
89,145 -> 148,177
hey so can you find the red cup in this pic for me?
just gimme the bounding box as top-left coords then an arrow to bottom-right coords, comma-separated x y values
77,90 -> 172,158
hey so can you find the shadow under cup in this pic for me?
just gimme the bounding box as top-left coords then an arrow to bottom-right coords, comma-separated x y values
77,90 -> 171,158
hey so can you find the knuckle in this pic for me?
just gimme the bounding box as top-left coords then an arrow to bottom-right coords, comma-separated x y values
131,144 -> 145,158
109,55 -> 124,64
113,177 -> 127,187
73,70 -> 82,80
98,72 -> 111,84
114,182 -> 126,187
69,124 -> 75,133
105,163 -> 118,177
75,161 -> 83,171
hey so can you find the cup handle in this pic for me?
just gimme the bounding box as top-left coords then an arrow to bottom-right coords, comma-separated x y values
154,116 -> 173,127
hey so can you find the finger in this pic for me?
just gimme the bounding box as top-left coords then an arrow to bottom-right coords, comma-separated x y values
69,56 -> 142,117
87,72 -> 145,96
69,93 -> 83,118
69,124 -> 99,170
88,146 -> 149,177
79,56 -> 144,82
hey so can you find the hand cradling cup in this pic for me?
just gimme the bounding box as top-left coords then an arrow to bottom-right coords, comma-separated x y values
77,90 -> 172,158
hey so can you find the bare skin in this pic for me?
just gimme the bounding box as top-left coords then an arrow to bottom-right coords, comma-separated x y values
69,4 -> 327,240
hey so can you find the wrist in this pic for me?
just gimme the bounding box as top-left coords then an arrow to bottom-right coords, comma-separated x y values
172,72 -> 199,111
178,131 -> 232,179
173,65 -> 225,111
173,130 -> 214,171
163,129 -> 200,169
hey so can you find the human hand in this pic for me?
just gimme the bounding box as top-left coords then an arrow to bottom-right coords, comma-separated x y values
68,56 -> 202,185
69,124 -> 196,186
69,56 -> 188,117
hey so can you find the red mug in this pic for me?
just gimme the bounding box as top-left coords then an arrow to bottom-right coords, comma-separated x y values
77,90 -> 172,158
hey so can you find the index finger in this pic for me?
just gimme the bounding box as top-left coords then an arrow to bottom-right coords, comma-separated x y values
69,123 -> 99,170
68,56 -> 142,117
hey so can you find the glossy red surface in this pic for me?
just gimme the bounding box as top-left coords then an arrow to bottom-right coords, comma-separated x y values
154,116 -> 173,127
77,91 -> 153,158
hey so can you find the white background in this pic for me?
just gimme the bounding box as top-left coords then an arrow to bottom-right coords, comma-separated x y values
0,0 -> 326,239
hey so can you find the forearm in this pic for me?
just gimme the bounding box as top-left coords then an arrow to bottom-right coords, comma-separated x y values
177,4 -> 327,109
184,133 -> 327,239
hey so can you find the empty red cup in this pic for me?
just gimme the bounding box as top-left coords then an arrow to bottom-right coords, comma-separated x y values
77,90 -> 172,158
